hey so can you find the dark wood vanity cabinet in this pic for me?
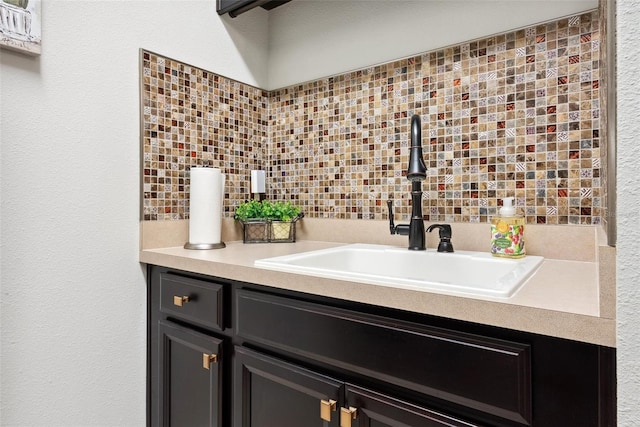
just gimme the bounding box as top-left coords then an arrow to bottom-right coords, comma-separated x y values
147,265 -> 616,427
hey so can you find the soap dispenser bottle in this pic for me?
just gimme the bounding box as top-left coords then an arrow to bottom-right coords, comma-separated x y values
491,197 -> 525,258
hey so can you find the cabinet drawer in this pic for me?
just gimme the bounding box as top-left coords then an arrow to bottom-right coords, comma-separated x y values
236,289 -> 531,425
160,273 -> 224,330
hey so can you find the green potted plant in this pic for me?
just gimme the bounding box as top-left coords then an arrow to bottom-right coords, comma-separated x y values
233,199 -> 266,222
234,199 -> 268,242
262,201 -> 301,221
234,200 -> 302,243
264,201 -> 302,240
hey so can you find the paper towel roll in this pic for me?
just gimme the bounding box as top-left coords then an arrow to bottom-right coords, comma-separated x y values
188,167 -> 225,245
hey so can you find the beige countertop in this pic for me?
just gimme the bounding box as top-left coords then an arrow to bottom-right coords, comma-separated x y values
140,219 -> 616,347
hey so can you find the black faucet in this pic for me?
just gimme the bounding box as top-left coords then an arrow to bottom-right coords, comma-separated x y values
387,114 -> 427,250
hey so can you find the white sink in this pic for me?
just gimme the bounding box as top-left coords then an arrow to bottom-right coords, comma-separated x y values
254,244 -> 544,298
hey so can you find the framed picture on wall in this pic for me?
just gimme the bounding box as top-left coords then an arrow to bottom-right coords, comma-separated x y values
0,0 -> 41,55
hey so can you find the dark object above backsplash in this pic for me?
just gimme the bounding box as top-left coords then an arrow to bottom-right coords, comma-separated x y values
217,0 -> 291,17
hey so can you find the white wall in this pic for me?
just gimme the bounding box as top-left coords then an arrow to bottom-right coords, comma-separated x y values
616,1 -> 640,424
0,1 -> 268,425
266,0 -> 598,89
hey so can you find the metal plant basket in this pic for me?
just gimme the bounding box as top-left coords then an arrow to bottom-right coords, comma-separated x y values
241,220 -> 270,243
240,214 -> 302,243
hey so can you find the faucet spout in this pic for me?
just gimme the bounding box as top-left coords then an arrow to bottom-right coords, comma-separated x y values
407,115 -> 427,181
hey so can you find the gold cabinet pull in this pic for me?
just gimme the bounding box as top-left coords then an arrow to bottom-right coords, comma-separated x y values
340,407 -> 357,427
173,295 -> 190,306
320,399 -> 337,422
202,353 -> 217,369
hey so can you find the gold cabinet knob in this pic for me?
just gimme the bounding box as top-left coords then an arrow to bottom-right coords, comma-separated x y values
202,353 -> 217,370
173,295 -> 190,307
320,399 -> 337,422
340,407 -> 357,427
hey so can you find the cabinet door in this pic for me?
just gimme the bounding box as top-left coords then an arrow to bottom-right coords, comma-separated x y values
234,346 -> 343,427
344,384 -> 480,427
158,320 -> 223,427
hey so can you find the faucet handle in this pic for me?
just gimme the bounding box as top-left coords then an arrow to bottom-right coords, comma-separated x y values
386,200 -> 395,233
427,224 -> 454,253
387,200 -> 410,236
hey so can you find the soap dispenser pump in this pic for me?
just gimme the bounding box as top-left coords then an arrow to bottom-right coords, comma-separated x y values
491,197 -> 525,258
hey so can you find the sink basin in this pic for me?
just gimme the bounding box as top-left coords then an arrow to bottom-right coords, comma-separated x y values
254,244 -> 544,298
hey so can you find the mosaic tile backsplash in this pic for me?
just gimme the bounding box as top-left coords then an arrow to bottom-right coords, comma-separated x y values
142,11 -> 603,225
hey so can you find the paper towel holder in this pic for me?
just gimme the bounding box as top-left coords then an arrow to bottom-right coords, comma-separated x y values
184,164 -> 226,250
184,241 -> 226,250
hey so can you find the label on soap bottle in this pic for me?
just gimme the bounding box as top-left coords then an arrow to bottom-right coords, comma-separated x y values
491,220 -> 525,258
